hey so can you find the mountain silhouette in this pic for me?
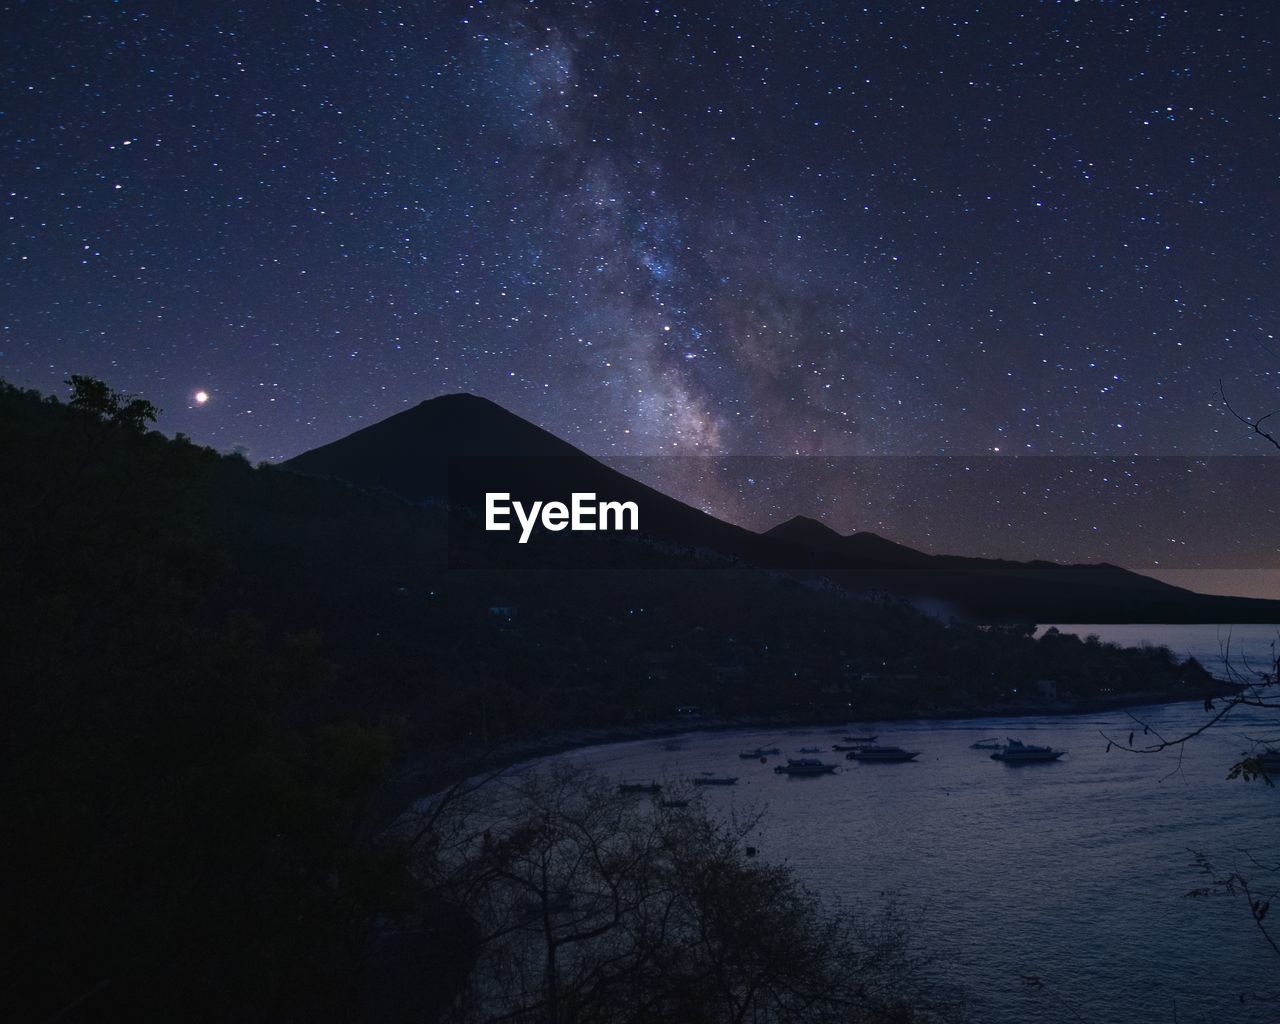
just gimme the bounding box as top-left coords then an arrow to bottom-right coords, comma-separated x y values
765,515 -> 846,550
284,394 -> 1280,624
766,518 -> 932,565
284,393 -> 763,553
284,393 -> 584,499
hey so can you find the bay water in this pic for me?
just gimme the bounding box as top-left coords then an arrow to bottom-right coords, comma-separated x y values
529,625 -> 1279,1023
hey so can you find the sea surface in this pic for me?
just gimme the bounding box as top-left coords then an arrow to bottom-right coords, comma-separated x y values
516,626 -> 1280,1024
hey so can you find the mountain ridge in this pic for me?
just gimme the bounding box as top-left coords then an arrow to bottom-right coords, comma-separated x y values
282,392 -> 1280,623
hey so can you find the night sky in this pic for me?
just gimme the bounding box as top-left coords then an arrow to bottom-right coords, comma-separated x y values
3,2 -> 1277,590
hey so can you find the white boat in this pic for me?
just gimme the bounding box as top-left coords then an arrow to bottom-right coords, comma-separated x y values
990,738 -> 1065,762
846,745 -> 920,763
773,757 -> 838,776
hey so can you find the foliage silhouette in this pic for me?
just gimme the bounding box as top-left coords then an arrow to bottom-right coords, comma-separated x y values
0,376 -> 1241,1019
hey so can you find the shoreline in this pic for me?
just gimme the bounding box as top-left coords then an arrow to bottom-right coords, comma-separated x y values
405,686 -> 1234,800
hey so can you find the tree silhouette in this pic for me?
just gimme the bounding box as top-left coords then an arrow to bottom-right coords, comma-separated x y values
414,764 -> 959,1023
66,373 -> 159,430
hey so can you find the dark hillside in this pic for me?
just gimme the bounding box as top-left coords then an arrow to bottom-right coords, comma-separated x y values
0,379 -> 1243,1020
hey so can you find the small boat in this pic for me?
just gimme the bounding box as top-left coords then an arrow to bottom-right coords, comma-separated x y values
841,735 -> 878,744
970,738 -> 1003,750
739,747 -> 781,758
846,745 -> 921,763
990,738 -> 1064,762
618,782 -> 662,794
797,746 -> 823,754
692,775 -> 739,786
773,758 -> 838,776
831,744 -> 864,752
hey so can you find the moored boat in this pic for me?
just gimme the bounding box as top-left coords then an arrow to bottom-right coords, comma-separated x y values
739,746 -> 781,758
990,738 -> 1065,762
846,745 -> 921,763
692,774 -> 739,786
773,757 -> 838,776
618,781 -> 663,794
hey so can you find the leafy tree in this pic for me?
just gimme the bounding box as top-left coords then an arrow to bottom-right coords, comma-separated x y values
1,379 -> 408,1021
66,373 -> 159,430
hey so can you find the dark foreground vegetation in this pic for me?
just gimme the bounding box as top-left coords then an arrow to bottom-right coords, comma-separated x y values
0,378 -> 1231,1020
403,764 -> 963,1023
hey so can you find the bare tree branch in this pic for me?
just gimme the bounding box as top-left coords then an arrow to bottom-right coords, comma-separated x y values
1219,380 -> 1280,451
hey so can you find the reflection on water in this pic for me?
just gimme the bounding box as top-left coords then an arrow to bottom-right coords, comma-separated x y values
534,700 -> 1278,1024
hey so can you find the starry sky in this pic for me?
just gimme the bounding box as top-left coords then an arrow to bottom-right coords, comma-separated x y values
2,2 -> 1277,591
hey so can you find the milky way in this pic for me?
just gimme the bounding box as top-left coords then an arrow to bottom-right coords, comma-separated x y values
2,2 -> 1277,589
